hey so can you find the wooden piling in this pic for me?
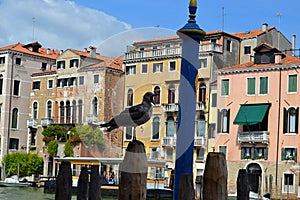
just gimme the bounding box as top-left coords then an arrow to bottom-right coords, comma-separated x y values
77,166 -> 89,200
55,161 -> 72,200
237,169 -> 249,200
89,165 -> 101,200
178,173 -> 195,200
119,139 -> 147,200
202,152 -> 228,200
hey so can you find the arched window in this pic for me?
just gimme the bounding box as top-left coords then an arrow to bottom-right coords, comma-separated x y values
47,101 -> 52,118
127,89 -> 133,106
66,101 -> 71,123
72,100 -> 77,123
152,117 -> 160,140
78,100 -> 83,124
33,102 -> 38,119
166,116 -> 175,137
12,108 -> 18,128
60,101 -> 64,123
199,83 -> 206,104
168,85 -> 175,104
154,86 -> 160,105
92,97 -> 98,116
197,115 -> 206,137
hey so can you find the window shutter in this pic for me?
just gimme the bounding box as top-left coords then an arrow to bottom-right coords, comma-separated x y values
295,148 -> 297,161
217,109 -> 221,133
264,148 -> 268,160
281,148 -> 286,161
226,109 -> 230,133
283,108 -> 288,133
270,53 -> 275,63
296,108 -> 299,134
251,147 -> 255,160
241,148 -> 245,160
254,53 -> 260,64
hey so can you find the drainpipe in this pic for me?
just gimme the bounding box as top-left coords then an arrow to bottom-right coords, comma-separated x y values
275,67 -> 282,197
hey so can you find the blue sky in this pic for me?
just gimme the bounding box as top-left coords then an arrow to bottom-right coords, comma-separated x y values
0,0 -> 299,57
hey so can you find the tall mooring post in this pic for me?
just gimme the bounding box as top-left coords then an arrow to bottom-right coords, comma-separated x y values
173,0 -> 205,200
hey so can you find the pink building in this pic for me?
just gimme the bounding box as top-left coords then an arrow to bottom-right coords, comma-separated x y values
216,43 -> 300,199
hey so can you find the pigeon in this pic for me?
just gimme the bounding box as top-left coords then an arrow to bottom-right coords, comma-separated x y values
100,92 -> 156,134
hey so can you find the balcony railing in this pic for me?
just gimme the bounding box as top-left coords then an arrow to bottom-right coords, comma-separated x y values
162,137 -> 176,147
199,43 -> 223,53
125,47 -> 182,60
194,136 -> 205,146
196,102 -> 206,111
238,131 -> 269,144
27,119 -> 37,128
162,103 -> 179,112
41,118 -> 54,127
86,114 -> 98,124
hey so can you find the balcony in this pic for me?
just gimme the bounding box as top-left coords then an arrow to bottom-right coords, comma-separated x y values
162,137 -> 176,147
196,102 -> 206,111
124,47 -> 182,61
41,118 -> 53,127
194,136 -> 205,146
86,114 -> 98,124
238,131 -> 269,144
199,43 -> 223,53
163,103 -> 179,112
27,119 -> 37,128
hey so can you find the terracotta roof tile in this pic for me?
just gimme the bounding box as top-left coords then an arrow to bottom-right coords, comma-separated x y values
79,56 -> 123,71
232,27 -> 275,39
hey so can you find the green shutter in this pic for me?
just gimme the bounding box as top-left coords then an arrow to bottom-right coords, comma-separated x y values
241,148 -> 245,160
264,148 -> 268,160
270,53 -> 275,63
296,108 -> 299,134
260,77 -> 268,95
281,148 -> 286,161
254,53 -> 260,64
217,109 -> 221,133
247,78 -> 255,95
288,75 -> 297,93
251,147 -> 255,160
221,79 -> 229,96
283,108 -> 288,133
295,148 -> 297,161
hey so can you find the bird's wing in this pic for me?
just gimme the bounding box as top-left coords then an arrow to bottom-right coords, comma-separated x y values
128,104 -> 147,119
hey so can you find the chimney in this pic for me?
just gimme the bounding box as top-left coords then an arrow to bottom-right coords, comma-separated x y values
275,53 -> 283,64
47,48 -> 50,54
83,48 -> 88,52
89,46 -> 97,58
292,34 -> 296,56
60,50 -> 63,55
262,23 -> 268,32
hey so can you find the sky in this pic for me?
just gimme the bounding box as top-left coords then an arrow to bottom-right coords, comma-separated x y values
0,0 -> 300,57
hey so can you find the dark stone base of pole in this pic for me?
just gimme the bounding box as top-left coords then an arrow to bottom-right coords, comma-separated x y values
237,169 -> 250,200
89,165 -> 101,200
55,161 -> 72,200
179,173 -> 195,200
203,152 -> 228,200
119,139 -> 147,200
77,166 -> 89,200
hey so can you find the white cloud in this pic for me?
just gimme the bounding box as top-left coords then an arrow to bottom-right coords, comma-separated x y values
0,0 -> 132,51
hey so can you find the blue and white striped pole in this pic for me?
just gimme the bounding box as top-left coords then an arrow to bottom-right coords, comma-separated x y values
173,0 -> 205,199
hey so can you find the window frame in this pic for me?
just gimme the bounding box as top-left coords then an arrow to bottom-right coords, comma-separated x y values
199,58 -> 208,69
78,76 -> 84,85
169,61 -> 176,72
141,63 -> 148,74
282,173 -> 295,193
93,74 -> 99,84
151,116 -> 160,141
153,62 -> 163,73
259,76 -> 269,95
47,79 -> 54,89
221,78 -> 230,96
247,77 -> 256,96
32,80 -> 41,90
244,46 -> 251,55
126,65 -> 136,75
13,80 -> 20,96
57,60 -> 66,70
288,74 -> 298,94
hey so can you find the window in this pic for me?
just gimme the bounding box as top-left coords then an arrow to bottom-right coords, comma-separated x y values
254,52 -> 275,64
30,130 -> 36,146
152,117 -> 160,140
57,60 -> 65,69
281,147 -> 297,161
169,61 -> 176,71
127,89 -> 133,107
247,77 -> 256,95
283,107 -> 299,133
241,147 -> 268,160
244,46 -> 251,54
15,57 -> 21,65
153,62 -> 163,73
198,83 -> 206,104
69,59 -> 79,68
33,102 -> 38,119
72,100 -> 77,123
211,93 -> 217,107
226,40 -> 232,52
221,79 -> 229,96
13,80 -> 20,96
261,53 -> 271,64
79,76 -> 84,85
126,65 -> 136,75
168,86 -> 175,104
199,58 -> 207,69
9,138 -> 19,150
259,77 -> 268,95
283,173 -> 295,193
41,62 -> 47,70
48,79 -> 53,89
125,127 -> 133,140
60,101 -> 64,124
32,81 -> 40,90
288,74 -> 297,93
196,115 -> 206,137
78,100 -> 83,124
141,64 -> 148,74
196,148 -> 204,160
0,75 -> 3,95
166,116 -> 175,137
153,86 -> 160,105
47,101 -> 52,118
12,108 -> 18,128
208,123 -> 216,139
66,101 -> 71,123
94,74 -> 99,84
92,97 -> 98,116
0,57 -> 5,64
219,146 -> 227,159
166,148 -> 173,160
217,109 -> 230,133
